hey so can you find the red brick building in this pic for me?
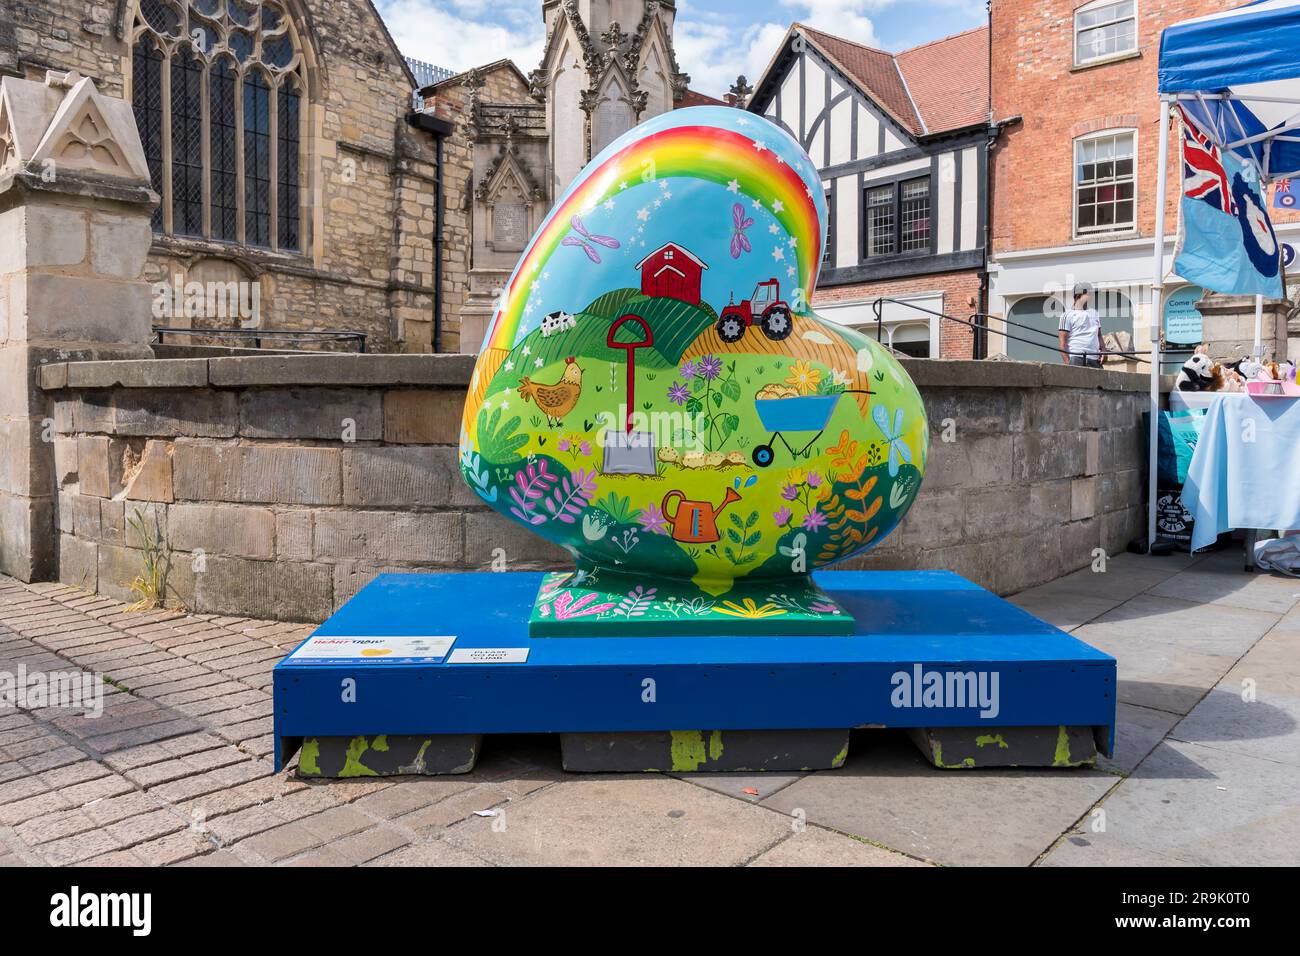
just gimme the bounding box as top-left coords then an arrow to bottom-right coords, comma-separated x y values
987,0 -> 1300,365
748,24 -> 992,358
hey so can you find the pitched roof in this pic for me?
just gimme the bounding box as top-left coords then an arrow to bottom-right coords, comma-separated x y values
895,27 -> 988,135
635,242 -> 708,270
677,89 -> 728,108
797,25 -> 920,134
790,24 -> 988,137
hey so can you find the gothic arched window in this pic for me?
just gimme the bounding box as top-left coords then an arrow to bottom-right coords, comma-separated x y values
130,0 -> 307,252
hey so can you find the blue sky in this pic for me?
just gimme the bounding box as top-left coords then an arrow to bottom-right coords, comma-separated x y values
376,0 -> 987,98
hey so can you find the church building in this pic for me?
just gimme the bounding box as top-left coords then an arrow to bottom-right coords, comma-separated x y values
2,0 -> 447,352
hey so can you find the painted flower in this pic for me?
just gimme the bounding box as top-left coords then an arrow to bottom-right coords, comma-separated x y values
715,598 -> 788,620
557,437 -> 571,452
785,359 -> 821,396
773,506 -> 793,527
667,381 -> 690,406
579,440 -> 592,456
679,359 -> 700,380
832,368 -> 851,388
785,467 -> 807,486
780,483 -> 799,501
810,600 -> 840,614
699,354 -> 723,381
806,470 -> 824,488
636,503 -> 669,535
801,510 -> 828,531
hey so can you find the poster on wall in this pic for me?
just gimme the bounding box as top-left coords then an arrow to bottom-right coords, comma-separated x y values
1163,285 -> 1204,345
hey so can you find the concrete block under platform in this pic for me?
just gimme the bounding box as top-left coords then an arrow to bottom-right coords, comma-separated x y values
561,729 -> 849,773
907,726 -> 1099,769
296,734 -> 481,777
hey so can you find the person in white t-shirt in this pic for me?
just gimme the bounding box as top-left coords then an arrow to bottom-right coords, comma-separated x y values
1058,286 -> 1106,368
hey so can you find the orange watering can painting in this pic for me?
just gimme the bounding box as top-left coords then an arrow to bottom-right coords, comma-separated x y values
662,487 -> 742,544
458,106 -> 929,636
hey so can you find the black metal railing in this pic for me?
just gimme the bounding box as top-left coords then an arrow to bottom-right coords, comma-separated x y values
869,298 -> 1186,368
153,328 -> 368,352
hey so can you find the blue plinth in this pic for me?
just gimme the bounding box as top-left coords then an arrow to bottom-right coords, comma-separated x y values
272,570 -> 1117,771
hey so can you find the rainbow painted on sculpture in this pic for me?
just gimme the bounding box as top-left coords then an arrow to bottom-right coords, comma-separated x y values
459,107 -> 926,637
482,115 -> 824,356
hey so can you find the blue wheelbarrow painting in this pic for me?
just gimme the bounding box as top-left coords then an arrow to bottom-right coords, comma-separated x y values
751,390 -> 872,467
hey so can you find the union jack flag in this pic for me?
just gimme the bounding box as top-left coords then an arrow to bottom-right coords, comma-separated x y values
1179,105 -> 1235,215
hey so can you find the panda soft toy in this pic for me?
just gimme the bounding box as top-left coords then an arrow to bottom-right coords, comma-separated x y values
1175,347 -> 1220,392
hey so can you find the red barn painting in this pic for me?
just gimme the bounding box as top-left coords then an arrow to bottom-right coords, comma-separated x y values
635,243 -> 707,304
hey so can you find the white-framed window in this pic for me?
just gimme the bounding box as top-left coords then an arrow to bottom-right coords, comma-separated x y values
1074,0 -> 1137,67
1074,129 -> 1136,236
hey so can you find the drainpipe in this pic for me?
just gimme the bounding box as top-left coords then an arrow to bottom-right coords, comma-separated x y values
406,109 -> 454,352
983,2 -> 1023,360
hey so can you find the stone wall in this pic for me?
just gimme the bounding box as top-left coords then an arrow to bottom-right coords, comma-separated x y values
35,353 -> 1156,622
5,0 -> 443,353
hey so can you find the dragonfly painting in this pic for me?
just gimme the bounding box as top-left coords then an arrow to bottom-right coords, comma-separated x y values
562,215 -> 620,264
730,202 -> 754,259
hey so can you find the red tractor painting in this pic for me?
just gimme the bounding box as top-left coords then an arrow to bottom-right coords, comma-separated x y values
716,278 -> 794,343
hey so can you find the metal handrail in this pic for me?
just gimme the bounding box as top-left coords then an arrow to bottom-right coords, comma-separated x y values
153,327 -> 368,353
870,298 -> 1187,368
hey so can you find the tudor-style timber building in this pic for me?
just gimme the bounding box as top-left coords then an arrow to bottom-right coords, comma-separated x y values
748,24 -> 992,359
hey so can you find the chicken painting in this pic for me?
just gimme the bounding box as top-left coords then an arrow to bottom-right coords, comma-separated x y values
517,356 -> 584,427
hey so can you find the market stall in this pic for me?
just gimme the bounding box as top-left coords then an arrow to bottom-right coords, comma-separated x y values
1149,0 -> 1300,550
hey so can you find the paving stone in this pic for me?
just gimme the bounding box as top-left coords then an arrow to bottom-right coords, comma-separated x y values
132,830 -> 212,866
1006,587 -> 1124,631
393,786 -> 513,836
150,760 -> 272,803
284,826 -> 409,867
350,779 -> 476,820
1102,703 -> 1180,775
748,829 -> 930,867
105,808 -> 187,844
443,777 -> 791,866
1077,630 -> 1239,715
1039,832 -> 1198,867
365,840 -> 492,867
239,820 -> 329,862
1049,739 -> 1300,867
0,792 -> 71,826
1078,594 -> 1280,659
677,771 -> 804,804
39,827 -> 123,866
1169,685 -> 1300,769
1150,567 -> 1300,615
760,733 -> 1116,867
173,849 -> 244,866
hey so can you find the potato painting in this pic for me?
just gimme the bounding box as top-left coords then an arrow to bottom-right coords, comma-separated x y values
459,107 -> 927,635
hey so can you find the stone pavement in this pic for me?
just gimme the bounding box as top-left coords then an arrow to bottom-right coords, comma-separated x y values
0,550 -> 1296,867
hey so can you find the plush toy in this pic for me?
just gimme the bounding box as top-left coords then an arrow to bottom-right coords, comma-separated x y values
1175,346 -> 1220,391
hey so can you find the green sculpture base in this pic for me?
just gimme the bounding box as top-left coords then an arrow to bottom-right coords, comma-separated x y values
528,568 -> 855,636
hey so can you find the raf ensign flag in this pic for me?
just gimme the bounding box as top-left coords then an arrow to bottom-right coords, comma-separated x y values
1173,105 -> 1283,299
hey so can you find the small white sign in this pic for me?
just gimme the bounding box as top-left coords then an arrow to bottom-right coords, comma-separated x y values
290,635 -> 456,663
447,647 -> 530,664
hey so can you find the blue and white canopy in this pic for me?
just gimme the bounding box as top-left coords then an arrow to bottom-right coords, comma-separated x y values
1159,0 -> 1300,179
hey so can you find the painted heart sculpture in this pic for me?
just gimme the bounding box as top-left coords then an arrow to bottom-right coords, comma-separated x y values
459,106 -> 927,635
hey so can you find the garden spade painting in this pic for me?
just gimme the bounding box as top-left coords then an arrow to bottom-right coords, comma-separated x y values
459,107 -> 928,636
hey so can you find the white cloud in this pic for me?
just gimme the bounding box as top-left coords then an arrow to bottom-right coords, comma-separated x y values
777,0 -> 882,48
374,0 -> 545,74
674,19 -> 790,99
372,0 -> 979,100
